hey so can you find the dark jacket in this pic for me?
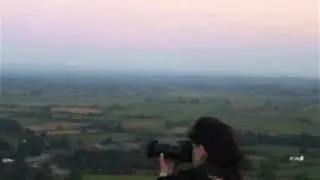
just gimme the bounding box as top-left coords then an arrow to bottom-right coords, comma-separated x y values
157,167 -> 213,180
157,165 -> 242,180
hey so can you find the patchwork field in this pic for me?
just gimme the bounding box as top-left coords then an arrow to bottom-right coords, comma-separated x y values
45,129 -> 101,135
26,122 -> 86,132
51,107 -> 103,114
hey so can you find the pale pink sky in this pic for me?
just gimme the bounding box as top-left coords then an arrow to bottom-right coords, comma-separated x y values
1,0 -> 319,77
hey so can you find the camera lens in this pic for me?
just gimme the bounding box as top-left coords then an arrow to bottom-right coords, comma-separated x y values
146,140 -> 192,163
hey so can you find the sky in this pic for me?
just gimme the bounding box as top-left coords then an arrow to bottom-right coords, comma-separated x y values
1,0 -> 319,77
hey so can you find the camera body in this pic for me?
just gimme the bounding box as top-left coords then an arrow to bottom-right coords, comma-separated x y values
147,140 -> 193,163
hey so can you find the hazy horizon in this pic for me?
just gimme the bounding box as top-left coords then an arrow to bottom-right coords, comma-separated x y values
1,0 -> 319,78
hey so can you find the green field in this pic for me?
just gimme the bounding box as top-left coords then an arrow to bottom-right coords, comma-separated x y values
278,166 -> 320,179
243,145 -> 298,156
2,90 -> 319,136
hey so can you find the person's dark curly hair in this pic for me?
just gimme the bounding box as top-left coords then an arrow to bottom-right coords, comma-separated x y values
188,117 -> 249,180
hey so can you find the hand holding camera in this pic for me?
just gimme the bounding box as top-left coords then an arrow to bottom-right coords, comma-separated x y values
159,153 -> 175,176
147,140 -> 193,176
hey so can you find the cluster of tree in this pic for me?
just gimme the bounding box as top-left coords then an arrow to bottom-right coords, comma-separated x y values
0,119 -> 24,135
73,149 -> 156,175
1,159 -> 82,180
0,140 -> 15,158
87,120 -> 124,132
0,134 -> 74,160
7,110 -> 53,119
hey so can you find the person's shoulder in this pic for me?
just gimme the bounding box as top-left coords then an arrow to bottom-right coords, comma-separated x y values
177,168 -> 199,175
156,167 -> 227,180
175,168 -> 224,180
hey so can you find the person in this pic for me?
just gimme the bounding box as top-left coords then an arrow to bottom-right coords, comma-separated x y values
157,116 -> 249,180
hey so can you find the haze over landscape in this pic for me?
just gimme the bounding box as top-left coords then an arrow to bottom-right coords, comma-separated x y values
1,0 -> 319,78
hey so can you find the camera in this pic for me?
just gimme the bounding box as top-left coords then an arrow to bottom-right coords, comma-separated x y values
146,140 -> 193,163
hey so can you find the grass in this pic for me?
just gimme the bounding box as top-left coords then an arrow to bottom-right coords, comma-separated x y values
277,165 -> 320,179
83,175 -> 154,180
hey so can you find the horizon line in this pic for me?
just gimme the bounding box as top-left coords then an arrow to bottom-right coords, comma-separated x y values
2,66 -> 319,81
